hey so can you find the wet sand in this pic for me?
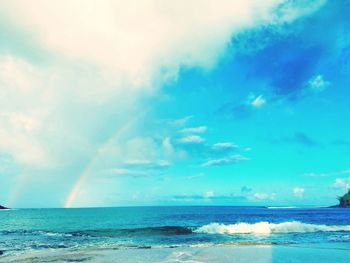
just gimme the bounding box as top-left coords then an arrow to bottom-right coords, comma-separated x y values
2,244 -> 350,263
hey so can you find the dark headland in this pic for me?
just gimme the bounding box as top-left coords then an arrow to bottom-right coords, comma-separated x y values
330,189 -> 350,208
0,205 -> 9,210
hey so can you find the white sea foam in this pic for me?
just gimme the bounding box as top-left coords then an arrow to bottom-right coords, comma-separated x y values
195,221 -> 350,235
266,206 -> 299,209
266,206 -> 328,209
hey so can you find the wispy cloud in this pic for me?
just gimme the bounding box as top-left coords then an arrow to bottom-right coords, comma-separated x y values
171,193 -> 247,202
218,93 -> 268,119
169,116 -> 193,127
124,159 -> 171,170
253,192 -> 276,201
180,126 -> 207,134
212,142 -> 238,150
305,169 -> 350,177
174,129 -> 244,165
178,135 -> 205,144
108,159 -> 170,178
202,155 -> 249,167
250,95 -> 266,108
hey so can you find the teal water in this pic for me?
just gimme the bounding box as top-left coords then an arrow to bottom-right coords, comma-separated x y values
1,206 -> 350,257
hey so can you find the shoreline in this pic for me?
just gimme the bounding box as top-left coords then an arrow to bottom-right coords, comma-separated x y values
2,243 -> 350,263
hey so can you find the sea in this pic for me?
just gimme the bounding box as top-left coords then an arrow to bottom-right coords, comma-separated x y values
1,206 -> 350,259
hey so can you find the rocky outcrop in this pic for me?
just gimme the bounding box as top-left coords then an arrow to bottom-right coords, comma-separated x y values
333,190 -> 350,208
0,205 -> 9,210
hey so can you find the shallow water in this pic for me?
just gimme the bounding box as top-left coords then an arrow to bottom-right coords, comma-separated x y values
1,206 -> 350,257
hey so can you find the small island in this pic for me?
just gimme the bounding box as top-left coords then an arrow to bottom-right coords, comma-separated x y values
333,190 -> 350,208
0,205 -> 9,210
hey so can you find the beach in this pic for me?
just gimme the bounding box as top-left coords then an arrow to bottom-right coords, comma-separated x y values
2,0 -> 349,261
2,243 -> 350,263
1,207 -> 350,262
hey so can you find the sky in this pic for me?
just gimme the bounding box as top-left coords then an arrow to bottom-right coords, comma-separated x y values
0,0 -> 349,208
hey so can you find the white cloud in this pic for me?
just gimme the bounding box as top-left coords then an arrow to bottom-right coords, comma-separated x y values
0,0 -> 327,206
202,154 -> 249,167
1,0 -> 325,94
178,135 -> 205,144
0,91 -> 52,166
212,142 -> 238,150
0,127 -> 49,167
308,75 -> 330,92
0,56 -> 53,166
293,187 -> 305,198
125,159 -> 170,169
5,112 -> 39,133
0,54 -> 132,168
250,95 -> 266,108
108,159 -> 170,177
305,169 -> 350,177
0,0 -> 325,169
0,1 -> 285,92
162,137 -> 187,160
181,126 -> 207,134
333,177 -> 350,190
254,192 -> 276,200
274,0 -> 326,23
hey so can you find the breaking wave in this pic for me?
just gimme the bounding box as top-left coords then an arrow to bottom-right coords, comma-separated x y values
195,221 -> 350,235
3,222 -> 350,239
266,206 -> 328,209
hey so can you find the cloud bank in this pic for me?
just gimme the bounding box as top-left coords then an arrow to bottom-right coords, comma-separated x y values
0,0 -> 327,207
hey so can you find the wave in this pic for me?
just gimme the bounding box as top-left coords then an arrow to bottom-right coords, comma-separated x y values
3,222 -> 350,239
1,226 -> 193,239
195,221 -> 350,235
0,229 -> 73,237
70,226 -> 193,237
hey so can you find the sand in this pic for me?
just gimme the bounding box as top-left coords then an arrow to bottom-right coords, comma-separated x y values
1,244 -> 350,263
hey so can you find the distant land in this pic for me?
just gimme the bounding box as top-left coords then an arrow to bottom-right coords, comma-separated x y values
330,190 -> 350,208
2,191 -> 350,209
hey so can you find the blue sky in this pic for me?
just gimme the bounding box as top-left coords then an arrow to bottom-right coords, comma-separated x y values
0,0 -> 349,208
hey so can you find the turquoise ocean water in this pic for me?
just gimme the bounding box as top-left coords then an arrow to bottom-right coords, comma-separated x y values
1,206 -> 350,257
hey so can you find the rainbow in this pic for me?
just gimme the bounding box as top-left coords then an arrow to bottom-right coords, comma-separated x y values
64,113 -> 143,208
7,172 -> 28,207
